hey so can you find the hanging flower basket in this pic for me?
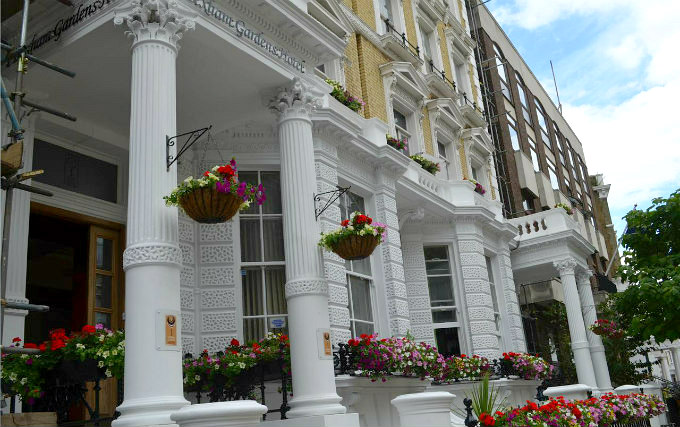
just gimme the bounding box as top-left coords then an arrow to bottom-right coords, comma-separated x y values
164,158 -> 266,224
319,212 -> 386,261
179,188 -> 243,224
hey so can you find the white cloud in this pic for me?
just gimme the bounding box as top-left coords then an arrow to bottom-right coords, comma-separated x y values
490,0 -> 680,220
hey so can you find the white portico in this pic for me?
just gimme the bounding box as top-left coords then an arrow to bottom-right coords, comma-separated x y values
510,209 -> 613,392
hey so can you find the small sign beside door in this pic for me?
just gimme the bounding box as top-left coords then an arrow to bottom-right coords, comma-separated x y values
317,328 -> 333,360
156,310 -> 181,351
269,317 -> 286,329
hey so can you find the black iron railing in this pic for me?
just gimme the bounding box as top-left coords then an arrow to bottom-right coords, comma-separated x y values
427,60 -> 457,92
383,18 -> 420,59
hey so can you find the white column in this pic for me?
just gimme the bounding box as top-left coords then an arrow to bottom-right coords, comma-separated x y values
576,270 -> 613,392
659,353 -> 672,381
113,2 -> 194,426
553,259 -> 597,389
671,344 -> 680,380
269,78 -> 346,419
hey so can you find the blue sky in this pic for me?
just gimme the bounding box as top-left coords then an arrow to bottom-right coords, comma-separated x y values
486,0 -> 680,242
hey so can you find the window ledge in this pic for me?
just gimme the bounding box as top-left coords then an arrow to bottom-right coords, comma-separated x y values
379,33 -> 424,66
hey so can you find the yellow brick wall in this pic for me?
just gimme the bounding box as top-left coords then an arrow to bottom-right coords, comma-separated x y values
459,140 -> 469,179
356,35 -> 389,123
422,108 -> 433,155
344,35 -> 364,118
437,22 -> 453,81
401,0 -> 418,47
468,63 -> 479,105
456,0 -> 467,31
351,0 -> 377,32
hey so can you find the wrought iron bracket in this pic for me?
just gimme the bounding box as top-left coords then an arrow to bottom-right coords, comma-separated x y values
166,125 -> 212,171
314,186 -> 350,221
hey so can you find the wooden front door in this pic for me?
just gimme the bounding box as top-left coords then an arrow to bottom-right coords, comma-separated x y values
85,225 -> 123,419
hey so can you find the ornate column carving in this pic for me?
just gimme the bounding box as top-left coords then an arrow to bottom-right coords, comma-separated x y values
112,1 -> 194,425
576,270 -> 613,392
269,77 -> 346,419
553,258 -> 597,389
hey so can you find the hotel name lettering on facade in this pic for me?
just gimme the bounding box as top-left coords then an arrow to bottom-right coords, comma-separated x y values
193,0 -> 306,73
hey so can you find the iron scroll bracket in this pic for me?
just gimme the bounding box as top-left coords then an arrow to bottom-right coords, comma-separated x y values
314,186 -> 350,221
166,125 -> 212,171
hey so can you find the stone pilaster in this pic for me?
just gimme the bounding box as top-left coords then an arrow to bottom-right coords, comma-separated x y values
2,121 -> 35,345
455,219 -> 500,359
401,237 -> 435,346
374,168 -> 410,337
576,270 -> 612,392
553,259 -> 597,389
113,1 -> 195,424
270,77 -> 346,418
314,136 -> 351,346
498,249 -> 527,352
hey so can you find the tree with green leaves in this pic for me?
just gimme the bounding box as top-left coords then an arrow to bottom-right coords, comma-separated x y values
614,188 -> 680,343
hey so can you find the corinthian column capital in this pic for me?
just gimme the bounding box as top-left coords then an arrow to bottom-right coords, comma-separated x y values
114,0 -> 196,50
269,77 -> 325,119
576,269 -> 594,286
554,258 -> 577,276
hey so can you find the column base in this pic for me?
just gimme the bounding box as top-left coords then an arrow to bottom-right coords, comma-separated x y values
113,396 -> 190,427
285,394 -> 347,419
262,413 -> 359,427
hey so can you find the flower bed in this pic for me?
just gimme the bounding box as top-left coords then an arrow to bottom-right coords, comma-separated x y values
502,352 -> 554,381
589,319 -> 624,339
326,79 -> 365,113
1,325 -> 124,403
484,393 -> 666,427
465,178 -> 487,195
183,333 -> 290,401
319,212 -> 386,260
554,202 -> 573,215
410,154 -> 440,175
164,158 -> 265,223
386,134 -> 408,153
341,334 -> 550,383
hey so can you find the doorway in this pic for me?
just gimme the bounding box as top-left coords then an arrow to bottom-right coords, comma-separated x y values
25,203 -> 125,419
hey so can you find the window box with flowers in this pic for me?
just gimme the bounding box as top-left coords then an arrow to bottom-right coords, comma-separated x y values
319,212 -> 387,261
465,178 -> 486,195
326,79 -> 365,113
1,325 -> 124,407
386,134 -> 408,154
554,202 -> 573,215
164,158 -> 265,224
409,154 -> 440,175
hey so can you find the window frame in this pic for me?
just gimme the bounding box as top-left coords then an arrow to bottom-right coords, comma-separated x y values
239,170 -> 287,342
424,245 -> 462,349
515,72 -> 532,125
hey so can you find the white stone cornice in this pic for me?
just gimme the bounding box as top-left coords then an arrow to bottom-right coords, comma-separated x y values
114,0 -> 197,50
269,77 -> 327,120
554,258 -> 577,276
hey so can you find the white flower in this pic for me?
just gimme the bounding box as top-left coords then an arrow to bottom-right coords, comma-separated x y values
184,176 -> 194,183
238,362 -> 245,369
20,377 -> 27,385
102,351 -> 110,358
183,377 -> 188,384
9,373 -> 17,381
194,375 -> 201,381
98,335 -> 105,342
76,343 -> 85,350
98,361 -> 105,368
105,369 -> 112,378
112,350 -> 118,356
359,230 -> 366,236
347,226 -> 354,231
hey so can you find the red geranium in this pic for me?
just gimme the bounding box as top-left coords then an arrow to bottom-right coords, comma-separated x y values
230,338 -> 240,347
12,337 -> 21,343
24,343 -> 38,349
217,165 -> 234,177
341,219 -> 350,227
82,324 -> 96,334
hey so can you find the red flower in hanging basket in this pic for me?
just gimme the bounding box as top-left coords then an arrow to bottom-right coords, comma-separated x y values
319,212 -> 387,261
164,158 -> 266,224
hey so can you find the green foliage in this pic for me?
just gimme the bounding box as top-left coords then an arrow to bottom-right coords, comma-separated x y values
409,154 -> 441,175
466,373 -> 505,424
596,300 -> 652,387
614,188 -> 680,342
325,79 -> 365,112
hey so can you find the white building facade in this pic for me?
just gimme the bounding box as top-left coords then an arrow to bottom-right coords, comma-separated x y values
1,0 -> 613,425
